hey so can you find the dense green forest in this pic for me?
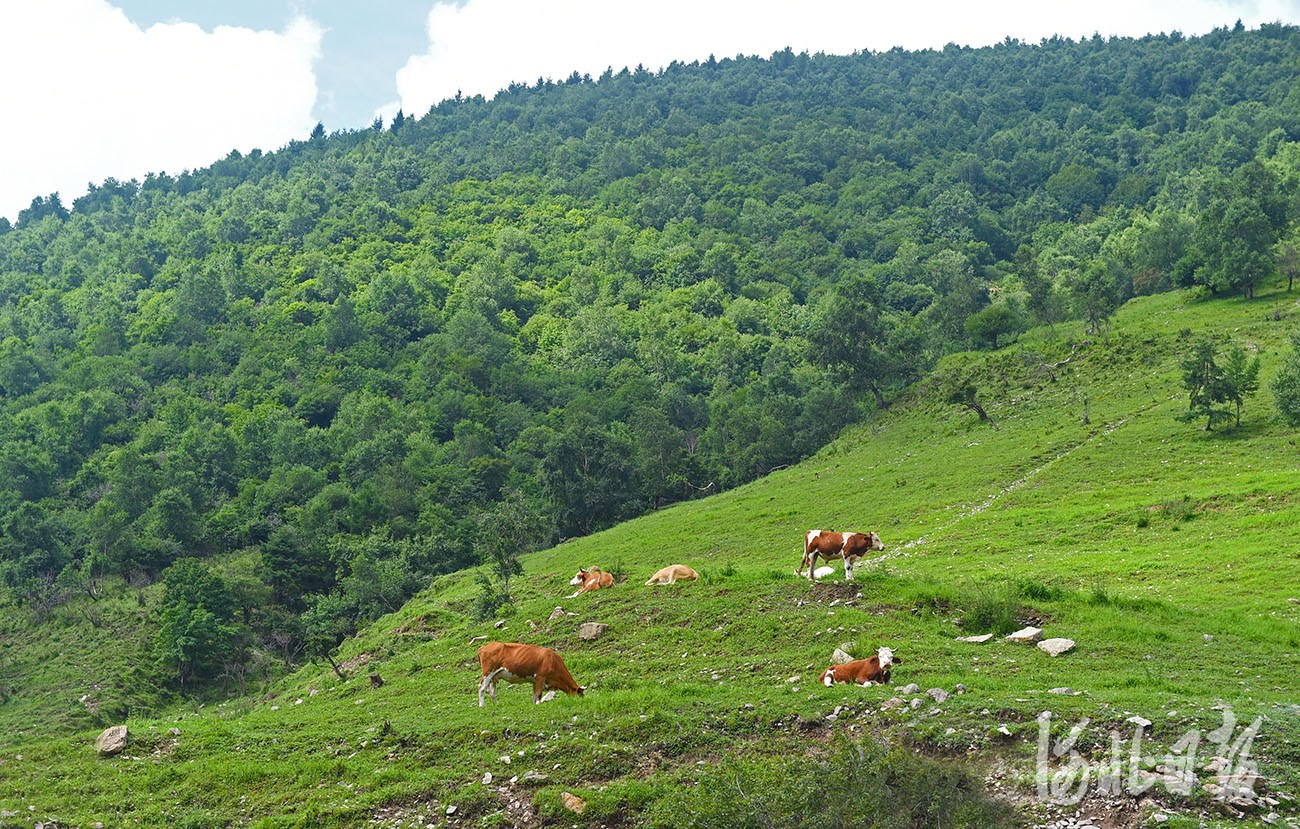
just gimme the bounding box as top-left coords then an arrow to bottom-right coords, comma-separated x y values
2,23 -> 1300,700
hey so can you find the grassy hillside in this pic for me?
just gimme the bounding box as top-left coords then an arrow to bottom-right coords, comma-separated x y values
2,282 -> 1299,827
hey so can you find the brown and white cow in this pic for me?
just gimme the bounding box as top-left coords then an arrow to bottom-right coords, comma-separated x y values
818,647 -> 899,686
644,564 -> 699,585
798,529 -> 885,581
477,642 -> 584,706
567,567 -> 615,598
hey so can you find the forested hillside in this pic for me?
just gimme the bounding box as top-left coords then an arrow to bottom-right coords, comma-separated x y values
3,23 -> 1300,717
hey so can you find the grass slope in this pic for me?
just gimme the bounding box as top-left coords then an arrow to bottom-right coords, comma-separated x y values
3,283 -> 1300,827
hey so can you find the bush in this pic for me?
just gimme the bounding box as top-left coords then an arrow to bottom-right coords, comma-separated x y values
962,586 -> 1021,635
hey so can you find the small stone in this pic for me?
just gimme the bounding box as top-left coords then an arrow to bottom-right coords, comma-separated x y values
900,683 -> 920,694
527,619 -> 538,630
578,622 -> 608,640
445,805 -> 457,816
997,725 -> 1012,736
831,648 -> 853,665
1048,687 -> 1076,695
500,754 -> 511,764
1005,626 -> 1044,644
926,688 -> 949,703
955,633 -> 995,643
549,607 -> 565,621
786,675 -> 800,683
94,725 -> 128,756
1038,638 -> 1075,657
1204,633 -> 1214,642
522,770 -> 547,783
954,684 -> 967,694
909,698 -> 923,709
561,792 -> 586,814
493,619 -> 506,629
482,772 -> 493,784
1126,716 -> 1152,728
539,691 -> 557,703
881,698 -> 904,710
168,727 -> 180,735
1152,813 -> 1168,823
469,635 -> 487,643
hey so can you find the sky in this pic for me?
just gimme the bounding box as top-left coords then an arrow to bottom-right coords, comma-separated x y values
2,0 -> 1299,221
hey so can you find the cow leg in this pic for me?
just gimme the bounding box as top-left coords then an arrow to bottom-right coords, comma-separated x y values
479,667 -> 505,706
844,556 -> 855,581
533,675 -> 546,704
808,554 -> 818,582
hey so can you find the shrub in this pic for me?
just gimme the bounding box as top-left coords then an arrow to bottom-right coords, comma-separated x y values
962,586 -> 1020,635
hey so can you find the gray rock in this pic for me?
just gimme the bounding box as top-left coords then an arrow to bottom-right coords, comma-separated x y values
955,633 -> 995,643
900,683 -> 920,694
1047,687 -> 1076,695
578,622 -> 608,640
1126,715 -> 1152,728
522,770 -> 548,783
493,619 -> 507,629
94,725 -> 128,756
881,698 -> 905,710
831,648 -> 853,665
538,691 -> 557,703
1005,626 -> 1043,644
909,698 -> 923,709
926,687 -> 950,703
1038,638 -> 1075,657
482,772 -> 493,784
953,683 -> 967,694
548,606 -> 565,621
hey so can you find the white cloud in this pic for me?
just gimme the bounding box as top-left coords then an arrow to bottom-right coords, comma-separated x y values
395,0 -> 1300,115
0,0 -> 322,221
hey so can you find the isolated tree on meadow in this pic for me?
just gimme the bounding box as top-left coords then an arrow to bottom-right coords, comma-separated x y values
945,379 -> 998,430
964,302 -> 1022,350
1177,338 -> 1232,431
1219,343 -> 1261,427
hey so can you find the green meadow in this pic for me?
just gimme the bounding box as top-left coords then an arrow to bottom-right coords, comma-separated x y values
3,282 -> 1299,827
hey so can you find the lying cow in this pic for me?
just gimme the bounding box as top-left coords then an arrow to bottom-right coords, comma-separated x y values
645,564 -> 698,585
567,566 -> 614,598
819,647 -> 899,686
798,529 -> 885,581
477,642 -> 584,706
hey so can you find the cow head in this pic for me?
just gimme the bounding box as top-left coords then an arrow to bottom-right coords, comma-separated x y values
877,646 -> 895,668
820,667 -> 835,686
868,532 -> 885,552
569,569 -> 587,586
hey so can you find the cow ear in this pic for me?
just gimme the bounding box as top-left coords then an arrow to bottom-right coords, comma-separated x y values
891,655 -> 902,664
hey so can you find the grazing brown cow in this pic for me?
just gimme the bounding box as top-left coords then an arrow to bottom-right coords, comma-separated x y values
819,648 -> 900,686
567,567 -> 615,598
644,564 -> 698,585
798,529 -> 885,581
476,642 -> 584,706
